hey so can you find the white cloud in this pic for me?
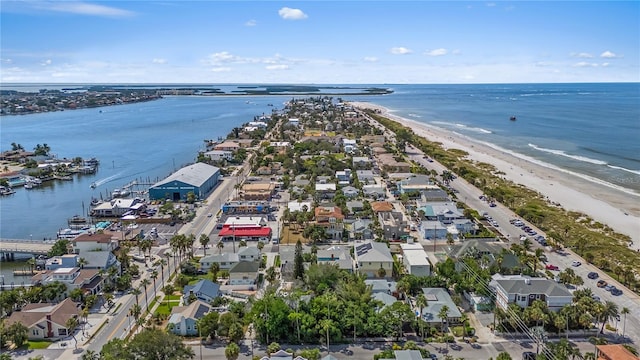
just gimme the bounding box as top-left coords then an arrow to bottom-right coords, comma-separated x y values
207,51 -> 239,65
1,58 -> 12,64
600,50 -> 619,58
363,57 -> 378,62
572,52 -> 593,58
245,19 -> 257,26
601,62 -> 610,67
425,48 -> 448,56
39,2 -> 134,17
486,2 -> 497,7
211,67 -> 231,72
278,7 -> 308,20
41,59 -> 52,66
152,58 -> 167,64
573,61 -> 599,67
390,47 -> 412,55
266,64 -> 289,70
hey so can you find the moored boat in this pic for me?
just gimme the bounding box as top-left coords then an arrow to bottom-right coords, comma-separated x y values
510,115 -> 517,121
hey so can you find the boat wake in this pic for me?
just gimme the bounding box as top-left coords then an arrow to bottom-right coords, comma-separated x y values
455,123 -> 492,134
92,172 -> 123,188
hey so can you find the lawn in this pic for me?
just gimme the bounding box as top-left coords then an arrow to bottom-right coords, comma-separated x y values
26,340 -> 52,349
280,225 -> 307,245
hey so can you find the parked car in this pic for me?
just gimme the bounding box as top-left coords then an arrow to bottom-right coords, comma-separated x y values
571,260 -> 582,267
604,284 -> 615,292
587,272 -> 599,279
597,280 -> 608,288
545,264 -> 559,271
522,352 -> 536,360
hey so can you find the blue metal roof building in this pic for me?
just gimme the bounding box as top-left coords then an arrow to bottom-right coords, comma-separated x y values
148,162 -> 220,201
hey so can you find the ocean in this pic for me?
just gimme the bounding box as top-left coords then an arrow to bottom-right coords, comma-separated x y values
1,83 -> 639,243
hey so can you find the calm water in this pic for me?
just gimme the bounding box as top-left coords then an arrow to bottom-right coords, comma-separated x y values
2,83 -> 639,242
0,95 -> 282,239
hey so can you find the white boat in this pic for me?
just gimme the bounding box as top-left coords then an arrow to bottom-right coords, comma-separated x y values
90,182 -> 97,189
119,188 -> 131,197
112,189 -> 122,198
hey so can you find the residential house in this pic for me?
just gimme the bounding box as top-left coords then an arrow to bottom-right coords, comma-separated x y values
260,349 -> 309,360
419,188 -> 451,202
291,175 -> 310,188
365,279 -> 398,296
47,252 -> 119,272
377,154 -> 412,173
4,298 -> 80,340
400,243 -> 431,276
372,292 -> 398,309
341,186 -> 359,199
347,218 -> 374,240
200,253 -> 240,272
168,300 -> 211,336
214,141 -> 241,152
336,169 -> 352,185
314,206 -> 345,240
494,276 -> 573,312
32,267 -> 104,296
343,138 -> 357,153
228,261 -> 260,286
354,240 -> 394,278
204,150 -> 233,162
596,345 -> 639,360
352,157 -> 373,169
356,169 -> 376,184
315,183 -> 336,199
363,185 -> 386,200
345,200 -> 365,215
72,233 -> 118,253
397,175 -> 439,195
418,288 -> 463,327
380,350 -> 430,360
371,201 -> 394,214
182,279 -> 221,304
316,246 -> 353,272
417,202 -> 477,236
378,211 -> 409,241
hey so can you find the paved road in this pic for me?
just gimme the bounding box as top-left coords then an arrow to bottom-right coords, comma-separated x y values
405,144 -> 640,346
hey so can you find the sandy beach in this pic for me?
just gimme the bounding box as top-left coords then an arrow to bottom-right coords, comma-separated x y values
351,101 -> 640,247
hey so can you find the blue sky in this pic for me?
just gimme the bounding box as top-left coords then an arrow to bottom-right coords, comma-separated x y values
1,1 -> 638,84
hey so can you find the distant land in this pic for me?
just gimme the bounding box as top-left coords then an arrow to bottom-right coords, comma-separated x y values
0,84 -> 393,116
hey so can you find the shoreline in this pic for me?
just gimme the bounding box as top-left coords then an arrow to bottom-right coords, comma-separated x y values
351,101 -> 640,247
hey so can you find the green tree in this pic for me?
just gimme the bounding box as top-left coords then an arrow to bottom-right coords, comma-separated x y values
7,321 -> 28,348
100,338 -> 131,360
48,239 -> 70,257
293,240 -> 305,280
599,301 -> 619,334
197,312 -> 219,340
66,317 -> 79,349
496,352 -> 512,360
225,342 -> 240,360
127,328 -> 195,360
199,234 -> 210,256
415,293 -> 428,340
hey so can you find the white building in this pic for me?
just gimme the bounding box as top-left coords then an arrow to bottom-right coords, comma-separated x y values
400,243 -> 431,277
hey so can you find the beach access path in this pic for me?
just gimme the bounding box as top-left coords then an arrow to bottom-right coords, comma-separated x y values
350,102 -> 640,248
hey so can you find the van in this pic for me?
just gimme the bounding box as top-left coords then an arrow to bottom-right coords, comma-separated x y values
271,236 -> 279,244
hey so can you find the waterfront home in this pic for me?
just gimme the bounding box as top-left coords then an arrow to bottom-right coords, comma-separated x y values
418,288 -> 462,327
45,252 -> 119,272
168,300 -> 212,336
31,267 -> 104,296
91,198 -> 146,217
228,261 -> 260,286
314,206 -> 344,240
213,141 -> 241,152
72,232 -> 118,253
4,298 -> 80,340
182,279 -> 220,304
204,150 -> 233,162
354,240 -> 393,278
493,276 -> 573,312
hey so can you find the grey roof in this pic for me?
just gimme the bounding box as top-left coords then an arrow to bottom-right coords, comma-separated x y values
419,288 -> 462,322
238,246 -> 260,257
183,279 -> 220,299
354,241 -> 393,262
152,163 -> 220,188
394,350 -> 425,360
346,200 -> 365,211
169,300 -> 212,323
495,278 -> 572,297
79,251 -> 112,268
372,292 -> 398,307
365,279 -> 397,293
200,253 -> 239,264
229,261 -> 260,273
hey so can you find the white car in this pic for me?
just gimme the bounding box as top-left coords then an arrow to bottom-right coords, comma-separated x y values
571,260 -> 582,267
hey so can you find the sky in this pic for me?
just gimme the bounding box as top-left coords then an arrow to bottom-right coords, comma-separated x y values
1,1 -> 638,84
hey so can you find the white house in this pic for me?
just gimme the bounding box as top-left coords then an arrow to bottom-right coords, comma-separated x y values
400,243 -> 431,277
354,240 -> 393,278
205,150 -> 233,162
228,261 -> 260,286
494,276 -> 573,312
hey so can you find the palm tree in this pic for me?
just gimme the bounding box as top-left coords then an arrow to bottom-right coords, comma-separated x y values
199,234 -> 210,256
81,350 -> 100,360
438,305 -> 450,350
78,257 -> 88,269
163,284 -> 174,309
210,262 -> 220,283
80,307 -> 89,335
415,293 -> 428,340
599,301 -> 619,334
141,279 -> 151,311
217,241 -> 224,254
65,317 -> 79,349
26,258 -> 36,273
320,319 -> 334,354
131,287 -> 141,308
150,270 -> 159,298
620,307 -> 630,340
